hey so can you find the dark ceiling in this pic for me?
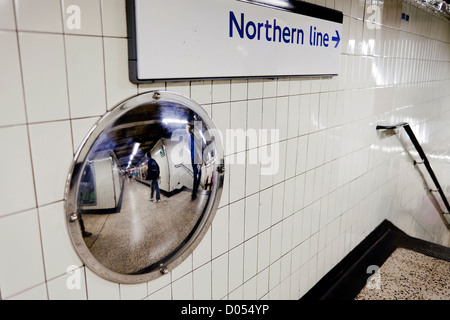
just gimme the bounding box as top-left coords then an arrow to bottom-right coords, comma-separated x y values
90,102 -> 198,169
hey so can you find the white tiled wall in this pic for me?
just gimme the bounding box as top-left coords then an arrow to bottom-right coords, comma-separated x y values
0,0 -> 449,300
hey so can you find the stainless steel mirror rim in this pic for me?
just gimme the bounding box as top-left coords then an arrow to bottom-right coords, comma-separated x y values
64,90 -> 224,284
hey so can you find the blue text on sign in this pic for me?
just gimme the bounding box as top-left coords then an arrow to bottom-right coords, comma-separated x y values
229,11 -> 340,48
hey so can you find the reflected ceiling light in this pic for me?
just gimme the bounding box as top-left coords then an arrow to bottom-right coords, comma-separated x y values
162,118 -> 188,125
131,142 -> 140,156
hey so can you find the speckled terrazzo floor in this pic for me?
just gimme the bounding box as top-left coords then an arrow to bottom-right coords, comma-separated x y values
82,179 -> 208,274
355,248 -> 450,300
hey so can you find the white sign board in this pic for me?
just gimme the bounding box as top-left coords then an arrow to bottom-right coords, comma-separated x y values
127,0 -> 343,82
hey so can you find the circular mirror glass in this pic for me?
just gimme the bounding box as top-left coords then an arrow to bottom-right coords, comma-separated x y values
65,91 -> 224,283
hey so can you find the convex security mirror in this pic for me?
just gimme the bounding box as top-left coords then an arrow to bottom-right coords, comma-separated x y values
65,91 -> 224,283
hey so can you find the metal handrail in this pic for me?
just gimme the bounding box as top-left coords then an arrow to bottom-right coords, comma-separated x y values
376,123 -> 450,227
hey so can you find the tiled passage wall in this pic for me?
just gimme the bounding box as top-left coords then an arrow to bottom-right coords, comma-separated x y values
0,0 -> 449,300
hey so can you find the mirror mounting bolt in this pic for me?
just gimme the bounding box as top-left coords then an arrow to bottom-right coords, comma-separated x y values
217,164 -> 226,174
68,213 -> 78,222
159,265 -> 169,275
153,91 -> 161,100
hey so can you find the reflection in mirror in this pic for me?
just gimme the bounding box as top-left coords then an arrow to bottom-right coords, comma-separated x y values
65,91 -> 224,283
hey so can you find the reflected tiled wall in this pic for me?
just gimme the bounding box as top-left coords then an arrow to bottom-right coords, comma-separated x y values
0,0 -> 449,300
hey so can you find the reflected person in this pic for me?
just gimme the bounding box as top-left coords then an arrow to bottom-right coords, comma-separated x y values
187,125 -> 202,201
145,152 -> 160,203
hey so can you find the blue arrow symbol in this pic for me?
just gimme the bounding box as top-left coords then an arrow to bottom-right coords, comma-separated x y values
332,30 -> 340,48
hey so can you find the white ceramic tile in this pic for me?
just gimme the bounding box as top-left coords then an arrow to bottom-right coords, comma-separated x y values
313,167 -> 323,202
302,205 -> 312,241
269,223 -> 282,263
261,98 -> 276,137
245,148 -> 260,196
296,135 -> 308,175
147,285 -> 171,300
119,283 -> 147,300
257,229 -> 270,272
248,79 -> 263,99
247,99 -> 262,147
229,153 -> 246,203
310,201 -> 320,235
244,193 -> 259,240
309,94 -> 320,132
277,78 -> 289,96
293,173 -> 305,213
231,79 -> 247,101
298,95 -> 310,136
193,263 -> 211,300
318,92 -> 328,130
291,210 -> 303,249
103,37 -> 137,109
263,79 -> 277,98
243,276 -> 257,300
212,206 -> 228,258
287,95 -> 300,139
281,215 -> 293,255
289,268 -> 301,299
193,228 -> 211,269
230,100 -> 247,153
271,183 -> 284,225
191,80 -> 212,105
259,144 -> 275,189
6,283 -> 48,300
47,267 -> 87,300
219,155 -> 230,208
0,0 -> 15,30
285,138 -> 297,180
229,199 -> 244,248
275,96 -> 288,141
15,0 -> 62,33
62,0 -> 102,35
137,82 -> 165,94
0,209 -> 45,299
0,31 -> 26,127
228,244 -> 243,292
19,32 -> 70,123
298,262 -> 309,297
28,121 -> 73,206
171,254 -> 192,281
211,253 -> 228,300
172,273 -> 192,300
299,237 -> 309,267
0,125 -> 36,217
256,267 -> 269,299
243,236 -> 257,282
229,284 -> 243,299
300,77 -> 311,94
166,81 -> 190,97
71,117 -> 100,153
211,102 -> 230,155
283,178 -> 295,218
101,0 -> 127,37
212,80 -> 230,103
258,187 -> 272,232
288,77 -> 301,95
147,270 -> 171,296
65,35 -> 106,118
291,244 -> 301,273
85,267 -> 120,299
280,254 -> 291,282
306,133 -> 318,171
310,77 -> 321,93
268,259 -> 280,290
38,202 -> 82,279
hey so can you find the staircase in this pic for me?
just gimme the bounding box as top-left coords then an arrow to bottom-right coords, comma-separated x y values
301,220 -> 450,300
